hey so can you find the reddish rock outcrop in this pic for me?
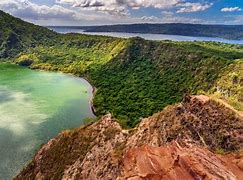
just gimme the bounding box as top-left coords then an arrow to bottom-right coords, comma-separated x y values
15,96 -> 243,180
122,142 -> 241,180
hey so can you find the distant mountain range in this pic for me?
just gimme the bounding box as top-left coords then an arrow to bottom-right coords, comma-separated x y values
48,23 -> 243,40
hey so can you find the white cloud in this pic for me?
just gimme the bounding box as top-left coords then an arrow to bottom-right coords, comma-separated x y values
0,0 -> 135,25
221,7 -> 242,12
161,12 -> 204,24
88,5 -> 130,16
0,0 -> 214,25
176,2 -> 213,13
56,0 -> 180,9
0,0 -> 108,24
56,0 -> 213,16
140,16 -> 159,22
233,15 -> 243,24
56,0 -> 77,4
223,15 -> 243,25
0,0 -> 77,20
55,0 -> 181,16
161,11 -> 174,16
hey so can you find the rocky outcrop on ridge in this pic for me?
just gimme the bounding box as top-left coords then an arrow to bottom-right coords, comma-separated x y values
15,96 -> 243,180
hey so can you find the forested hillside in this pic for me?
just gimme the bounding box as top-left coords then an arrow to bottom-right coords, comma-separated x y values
1,10 -> 242,127
21,38 -> 242,127
0,10 -> 57,58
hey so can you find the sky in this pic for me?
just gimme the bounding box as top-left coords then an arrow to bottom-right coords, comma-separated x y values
0,0 -> 243,26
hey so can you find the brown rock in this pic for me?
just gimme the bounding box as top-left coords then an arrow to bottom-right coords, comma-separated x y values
15,96 -> 243,180
237,160 -> 243,170
121,142 -> 240,180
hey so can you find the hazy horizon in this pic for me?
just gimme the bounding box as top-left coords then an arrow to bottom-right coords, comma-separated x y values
46,23 -> 243,27
0,0 -> 243,26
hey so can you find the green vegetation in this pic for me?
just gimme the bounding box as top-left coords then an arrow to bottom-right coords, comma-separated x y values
83,117 -> 99,125
1,10 -> 242,128
103,127 -> 121,141
146,97 -> 243,152
0,10 -> 57,58
16,125 -> 97,179
209,60 -> 243,111
15,118 -> 124,179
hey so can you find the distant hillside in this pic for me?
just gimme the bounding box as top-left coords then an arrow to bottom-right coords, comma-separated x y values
50,23 -> 243,40
0,10 -> 57,58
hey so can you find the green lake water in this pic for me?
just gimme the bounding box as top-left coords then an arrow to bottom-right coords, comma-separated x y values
0,63 -> 95,179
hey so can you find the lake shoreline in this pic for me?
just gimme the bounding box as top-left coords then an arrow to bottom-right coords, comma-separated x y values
0,62 -> 96,179
3,61 -> 97,118
26,64 -> 98,118
81,76 -> 97,117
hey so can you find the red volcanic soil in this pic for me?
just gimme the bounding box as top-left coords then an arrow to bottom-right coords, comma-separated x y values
123,141 -> 243,180
15,96 -> 243,180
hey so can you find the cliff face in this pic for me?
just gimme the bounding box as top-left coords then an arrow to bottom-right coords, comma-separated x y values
122,143 -> 242,180
15,96 -> 243,179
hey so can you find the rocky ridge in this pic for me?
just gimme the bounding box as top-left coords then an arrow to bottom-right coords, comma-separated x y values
15,96 -> 243,179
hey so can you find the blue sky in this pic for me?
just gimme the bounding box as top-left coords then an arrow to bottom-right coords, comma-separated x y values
0,0 -> 243,25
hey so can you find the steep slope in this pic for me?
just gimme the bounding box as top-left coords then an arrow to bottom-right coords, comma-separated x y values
90,39 -> 243,127
0,10 -> 57,58
1,10 -> 242,127
122,143 -> 242,180
15,96 -> 243,179
210,60 -> 243,111
18,37 -> 243,127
